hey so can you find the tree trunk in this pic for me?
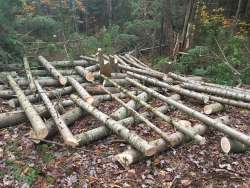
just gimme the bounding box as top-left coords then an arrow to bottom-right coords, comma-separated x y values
181,82 -> 250,102
75,66 -> 94,82
34,80 -> 78,147
70,94 -> 156,156
103,75 -> 205,144
116,116 -> 230,166
126,78 -> 250,147
76,94 -> 180,146
23,57 -> 36,92
204,103 -> 224,115
38,56 -> 67,85
127,72 -> 209,103
7,75 -> 48,139
68,76 -> 94,104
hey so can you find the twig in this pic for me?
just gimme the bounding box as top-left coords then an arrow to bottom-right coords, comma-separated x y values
29,137 -> 65,146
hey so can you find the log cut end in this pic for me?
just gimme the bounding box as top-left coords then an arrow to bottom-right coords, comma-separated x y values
85,96 -> 94,104
204,103 -> 224,115
144,146 -> 157,156
59,77 -> 68,86
85,72 -> 95,82
65,137 -> 79,147
221,136 -> 232,154
8,99 -> 17,108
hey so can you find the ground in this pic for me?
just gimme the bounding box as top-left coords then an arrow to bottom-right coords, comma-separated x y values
0,90 -> 250,188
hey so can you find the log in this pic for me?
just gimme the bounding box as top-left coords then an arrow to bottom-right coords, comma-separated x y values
127,72 -> 209,103
34,81 -> 78,146
126,78 -> 250,147
68,76 -> 94,104
0,89 -> 33,99
122,54 -> 148,70
38,56 -> 67,85
75,94 -> 181,146
7,75 -> 48,139
31,69 -> 77,76
114,55 -> 129,66
221,136 -> 248,154
116,116 -> 230,166
102,75 -> 205,144
128,54 -> 149,68
50,60 -> 89,67
23,57 -> 36,92
80,55 -> 98,63
204,103 -> 224,115
181,82 -> 250,102
70,94 -> 156,156
118,64 -> 173,83
75,66 -> 94,82
0,93 -> 135,129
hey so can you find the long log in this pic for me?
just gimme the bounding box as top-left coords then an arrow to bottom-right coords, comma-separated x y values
34,80 -> 78,147
7,75 -> 48,139
75,94 -> 181,146
38,56 -> 67,85
121,55 -> 148,70
116,116 -> 230,166
68,76 -> 94,104
80,55 -> 98,63
126,78 -> 250,147
128,54 -> 149,68
75,66 -> 94,82
118,64 -> 173,83
31,69 -> 77,76
181,82 -> 250,102
102,75 -> 205,144
127,72 -> 209,103
50,60 -> 89,67
70,94 -> 156,156
23,57 -> 36,92
0,93 -> 135,129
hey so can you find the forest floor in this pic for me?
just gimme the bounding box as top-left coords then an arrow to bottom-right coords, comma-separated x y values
0,91 -> 250,188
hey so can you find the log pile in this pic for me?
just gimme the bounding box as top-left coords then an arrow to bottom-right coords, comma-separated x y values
0,49 -> 249,167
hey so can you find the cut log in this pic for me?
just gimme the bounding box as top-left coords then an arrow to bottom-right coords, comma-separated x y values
31,69 -> 77,76
102,75 -> 205,144
126,78 -> 250,147
68,76 -> 94,104
221,136 -> 248,154
181,82 -> 250,102
34,80 -> 78,147
50,60 -> 89,67
118,64 -> 173,83
121,54 -> 148,70
75,66 -> 94,82
127,72 -> 209,103
114,55 -> 129,66
80,55 -> 98,63
85,64 -> 100,72
0,89 -> 33,99
75,94 -> 180,146
116,116 -> 230,166
23,57 -> 36,92
7,75 -> 48,139
70,94 -> 156,156
128,54 -> 149,68
38,56 -> 67,85
204,103 -> 224,115
0,92 -> 135,130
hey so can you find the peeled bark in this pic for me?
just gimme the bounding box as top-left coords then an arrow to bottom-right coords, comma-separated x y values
116,116 -> 230,166
70,94 -> 156,156
103,75 -> 205,144
68,76 -> 94,104
128,72 -> 209,103
75,66 -> 94,82
181,82 -> 250,102
127,78 -> 250,147
23,57 -> 36,92
7,75 -> 48,139
38,56 -> 67,85
221,136 -> 248,154
204,103 -> 224,115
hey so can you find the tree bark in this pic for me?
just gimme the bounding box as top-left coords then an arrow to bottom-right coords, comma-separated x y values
7,75 -> 48,139
102,75 -> 205,144
70,94 -> 156,156
126,78 -> 250,147
116,116 -> 230,166
38,56 -> 67,85
75,66 -> 95,82
34,80 -> 78,147
204,103 -> 224,115
23,57 -> 36,92
127,72 -> 209,103
68,76 -> 94,104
